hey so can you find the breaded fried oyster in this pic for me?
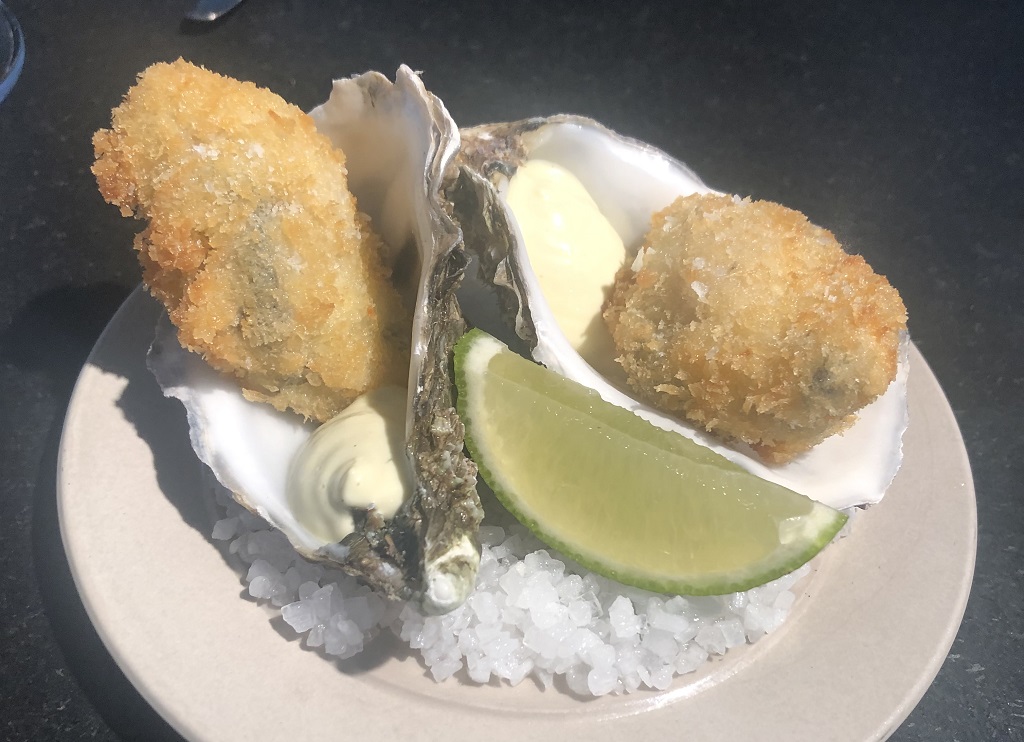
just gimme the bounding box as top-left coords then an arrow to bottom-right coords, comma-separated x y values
93,60 -> 410,422
604,194 -> 907,463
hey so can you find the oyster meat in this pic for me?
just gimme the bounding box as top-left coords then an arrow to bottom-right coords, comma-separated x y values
453,115 -> 909,511
149,67 -> 481,614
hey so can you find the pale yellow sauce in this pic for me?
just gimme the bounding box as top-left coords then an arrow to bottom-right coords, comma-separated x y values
506,159 -> 627,382
287,386 -> 411,543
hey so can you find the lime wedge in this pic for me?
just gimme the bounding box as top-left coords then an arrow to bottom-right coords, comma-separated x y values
455,329 -> 847,596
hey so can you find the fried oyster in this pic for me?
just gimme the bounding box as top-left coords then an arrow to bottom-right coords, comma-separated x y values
98,62 -> 481,612
604,193 -> 907,463
93,60 -> 411,422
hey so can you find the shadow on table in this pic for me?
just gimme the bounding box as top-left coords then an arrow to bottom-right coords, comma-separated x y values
3,281 -> 185,742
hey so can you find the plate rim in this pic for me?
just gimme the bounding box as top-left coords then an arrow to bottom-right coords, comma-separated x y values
57,288 -> 977,742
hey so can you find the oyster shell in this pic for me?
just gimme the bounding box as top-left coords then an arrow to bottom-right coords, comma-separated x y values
149,67 -> 481,614
454,115 -> 909,511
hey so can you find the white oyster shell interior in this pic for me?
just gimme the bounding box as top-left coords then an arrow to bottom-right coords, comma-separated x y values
149,316 -> 320,552
468,118 -> 909,511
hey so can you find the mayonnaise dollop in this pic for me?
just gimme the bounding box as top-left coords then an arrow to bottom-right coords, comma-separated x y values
506,159 -> 627,382
287,386 -> 411,543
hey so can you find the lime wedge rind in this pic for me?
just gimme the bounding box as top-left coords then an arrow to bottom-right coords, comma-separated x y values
505,501 -> 845,597
470,455 -> 846,596
455,328 -> 848,597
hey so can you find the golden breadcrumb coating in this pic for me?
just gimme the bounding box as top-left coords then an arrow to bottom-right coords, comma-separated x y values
93,60 -> 410,422
604,193 -> 907,463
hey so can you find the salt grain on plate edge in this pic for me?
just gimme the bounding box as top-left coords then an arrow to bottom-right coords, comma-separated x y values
211,483 -> 817,697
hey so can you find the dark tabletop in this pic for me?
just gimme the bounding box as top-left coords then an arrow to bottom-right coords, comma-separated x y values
1,1 -> 1021,739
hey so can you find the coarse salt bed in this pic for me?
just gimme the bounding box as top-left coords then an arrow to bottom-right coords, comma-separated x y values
211,484 -> 813,696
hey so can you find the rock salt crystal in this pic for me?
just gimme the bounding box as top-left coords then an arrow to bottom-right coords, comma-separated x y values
211,516 -> 238,540
215,484 -> 812,697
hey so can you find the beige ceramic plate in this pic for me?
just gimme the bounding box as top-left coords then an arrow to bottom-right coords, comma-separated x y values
59,289 -> 976,742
